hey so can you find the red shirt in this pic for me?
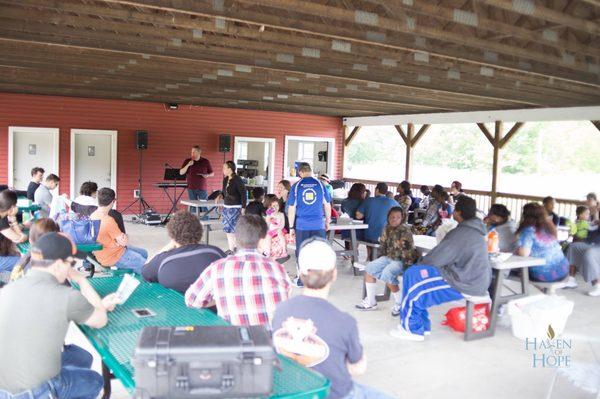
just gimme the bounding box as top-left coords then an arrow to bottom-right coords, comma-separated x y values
181,157 -> 213,191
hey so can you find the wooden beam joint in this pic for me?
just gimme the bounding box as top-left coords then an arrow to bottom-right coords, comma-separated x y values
344,126 -> 361,146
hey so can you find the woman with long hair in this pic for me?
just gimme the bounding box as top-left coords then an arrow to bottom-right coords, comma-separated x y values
516,202 -> 569,282
394,180 -> 413,211
216,160 -> 247,252
341,183 -> 367,243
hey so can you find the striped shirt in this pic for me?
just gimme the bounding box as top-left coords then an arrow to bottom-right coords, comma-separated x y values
185,249 -> 292,327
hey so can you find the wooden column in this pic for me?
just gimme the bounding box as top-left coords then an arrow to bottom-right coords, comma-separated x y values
405,123 -> 414,181
491,121 -> 502,203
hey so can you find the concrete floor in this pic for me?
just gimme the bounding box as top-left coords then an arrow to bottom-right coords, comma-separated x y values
67,221 -> 600,399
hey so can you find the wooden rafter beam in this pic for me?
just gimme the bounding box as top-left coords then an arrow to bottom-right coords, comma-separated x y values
395,125 -> 408,145
477,122 -> 495,145
345,126 -> 361,146
499,122 -> 524,148
592,120 -> 600,132
411,124 -> 430,146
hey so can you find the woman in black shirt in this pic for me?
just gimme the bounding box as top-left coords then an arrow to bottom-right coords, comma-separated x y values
216,161 -> 246,252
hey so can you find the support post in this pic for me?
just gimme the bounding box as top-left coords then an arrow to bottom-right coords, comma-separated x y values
592,120 -> 600,133
491,121 -> 502,203
344,126 -> 361,147
405,123 -> 414,181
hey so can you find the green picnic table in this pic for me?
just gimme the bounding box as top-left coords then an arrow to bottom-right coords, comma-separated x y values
18,204 -> 41,213
79,273 -> 330,399
17,241 -> 103,255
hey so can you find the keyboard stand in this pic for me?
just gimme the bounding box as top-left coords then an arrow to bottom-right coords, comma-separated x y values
158,182 -> 187,225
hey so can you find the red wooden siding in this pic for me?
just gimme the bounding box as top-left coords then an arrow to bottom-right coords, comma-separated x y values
0,93 -> 343,214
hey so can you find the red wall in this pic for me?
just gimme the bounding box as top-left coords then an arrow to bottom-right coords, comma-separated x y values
0,93 -> 343,214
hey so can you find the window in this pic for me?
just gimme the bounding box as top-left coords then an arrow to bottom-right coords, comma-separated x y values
298,142 -> 314,164
236,141 -> 248,161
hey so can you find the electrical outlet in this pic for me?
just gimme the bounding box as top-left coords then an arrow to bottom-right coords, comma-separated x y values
133,189 -> 140,198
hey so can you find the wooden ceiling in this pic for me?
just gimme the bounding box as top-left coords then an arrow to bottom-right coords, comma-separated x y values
0,0 -> 598,117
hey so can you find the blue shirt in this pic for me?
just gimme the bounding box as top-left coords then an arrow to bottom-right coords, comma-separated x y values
288,177 -> 331,231
272,296 -> 362,399
357,195 -> 399,242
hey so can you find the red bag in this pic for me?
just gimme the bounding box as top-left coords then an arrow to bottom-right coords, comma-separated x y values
442,305 -> 490,333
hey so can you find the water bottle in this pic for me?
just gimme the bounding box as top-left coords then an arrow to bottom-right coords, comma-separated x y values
487,229 -> 499,253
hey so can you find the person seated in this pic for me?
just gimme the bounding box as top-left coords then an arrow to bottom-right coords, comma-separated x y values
142,211 -> 224,294
566,241 -> 600,296
319,174 -> 334,199
0,233 -> 119,399
516,203 -> 569,283
185,215 -> 292,327
0,190 -> 27,275
391,196 -> 491,341
34,174 -> 60,218
419,185 -> 431,210
449,180 -> 465,203
67,181 -> 126,234
414,185 -> 444,235
485,204 -> 517,253
356,183 -> 399,259
356,207 -> 418,315
394,180 -> 413,211
272,239 -> 396,399
245,187 -> 266,217
26,167 -> 44,201
10,218 -> 60,282
437,191 -> 453,220
91,188 -> 147,273
570,205 -> 598,243
542,196 -> 560,226
586,192 -> 599,223
341,183 -> 367,243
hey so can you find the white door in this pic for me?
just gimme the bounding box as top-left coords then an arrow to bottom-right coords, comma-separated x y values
8,127 -> 60,190
70,129 -> 117,197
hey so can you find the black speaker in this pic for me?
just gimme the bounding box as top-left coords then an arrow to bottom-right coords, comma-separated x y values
219,134 -> 231,153
136,130 -> 148,150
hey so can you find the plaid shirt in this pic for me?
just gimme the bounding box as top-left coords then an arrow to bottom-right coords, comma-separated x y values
185,249 -> 292,327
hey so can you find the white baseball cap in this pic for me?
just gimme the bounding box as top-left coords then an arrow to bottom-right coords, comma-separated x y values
298,238 -> 336,274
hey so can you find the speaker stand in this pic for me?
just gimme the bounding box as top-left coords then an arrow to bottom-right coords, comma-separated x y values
121,148 -> 154,217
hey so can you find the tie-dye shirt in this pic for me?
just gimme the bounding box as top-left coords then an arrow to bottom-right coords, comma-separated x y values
517,226 -> 569,282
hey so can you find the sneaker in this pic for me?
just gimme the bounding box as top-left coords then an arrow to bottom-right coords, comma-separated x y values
391,305 -> 400,317
390,326 -> 425,341
355,299 -> 378,311
424,331 -> 431,336
293,277 -> 304,288
588,284 -> 600,297
564,276 -> 578,289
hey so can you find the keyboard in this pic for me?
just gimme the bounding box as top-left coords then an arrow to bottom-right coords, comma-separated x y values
155,182 -> 188,189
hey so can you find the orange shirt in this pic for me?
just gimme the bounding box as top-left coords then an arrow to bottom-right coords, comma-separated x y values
91,211 -> 126,266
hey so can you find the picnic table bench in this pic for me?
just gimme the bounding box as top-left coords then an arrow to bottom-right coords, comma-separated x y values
78,273 -> 330,399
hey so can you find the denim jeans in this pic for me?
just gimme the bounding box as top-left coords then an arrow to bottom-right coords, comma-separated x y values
115,246 -> 148,274
0,256 -> 20,273
342,382 -> 397,399
0,345 -> 103,399
365,257 -> 403,285
188,189 -> 208,215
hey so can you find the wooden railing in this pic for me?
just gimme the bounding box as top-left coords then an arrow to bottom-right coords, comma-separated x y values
343,178 -> 584,222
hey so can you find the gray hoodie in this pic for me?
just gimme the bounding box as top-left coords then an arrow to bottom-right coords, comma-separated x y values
422,217 -> 491,296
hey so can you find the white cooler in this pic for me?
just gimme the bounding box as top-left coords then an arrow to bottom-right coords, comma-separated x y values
507,294 -> 574,339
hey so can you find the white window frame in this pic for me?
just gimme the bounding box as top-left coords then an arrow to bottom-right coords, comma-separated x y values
233,136 -> 276,193
283,135 -> 336,179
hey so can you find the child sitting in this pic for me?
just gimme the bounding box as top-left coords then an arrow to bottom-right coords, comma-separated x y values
356,207 -> 418,316
263,196 -> 288,260
245,187 -> 266,217
570,205 -> 598,242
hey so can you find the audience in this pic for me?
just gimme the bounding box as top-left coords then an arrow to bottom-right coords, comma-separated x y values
341,183 -> 367,242
0,233 -> 119,399
356,207 -> 418,316
67,181 -> 126,234
319,174 -> 334,199
570,205 -> 598,243
245,187 -> 266,216
10,218 -> 60,282
515,203 -> 569,283
391,196 -> 491,341
394,180 -> 413,211
485,204 -> 517,253
567,241 -> 600,296
272,238 -> 395,399
418,185 -> 445,234
34,174 -> 60,218
26,167 -> 44,201
0,190 -> 26,275
91,188 -> 147,273
449,180 -> 465,203
585,192 -> 599,223
419,185 -> 431,210
142,211 -> 225,294
356,182 -> 398,259
276,179 -> 291,207
185,215 -> 291,327
542,196 -> 560,226
287,163 -> 332,287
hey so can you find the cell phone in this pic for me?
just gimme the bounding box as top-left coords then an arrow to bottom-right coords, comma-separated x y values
132,308 -> 156,318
